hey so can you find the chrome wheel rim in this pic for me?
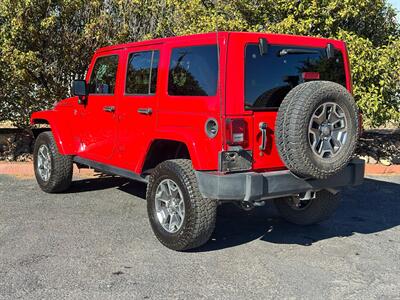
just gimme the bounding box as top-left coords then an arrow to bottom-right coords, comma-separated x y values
37,144 -> 52,182
155,179 -> 185,233
308,102 -> 348,159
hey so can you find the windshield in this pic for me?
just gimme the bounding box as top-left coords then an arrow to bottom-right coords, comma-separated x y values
244,44 -> 346,110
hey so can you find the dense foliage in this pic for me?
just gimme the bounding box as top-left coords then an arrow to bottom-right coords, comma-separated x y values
0,0 -> 399,128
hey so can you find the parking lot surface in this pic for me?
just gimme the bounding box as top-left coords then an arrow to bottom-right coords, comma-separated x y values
0,174 -> 399,299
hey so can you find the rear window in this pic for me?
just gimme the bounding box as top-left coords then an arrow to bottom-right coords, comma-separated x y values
168,45 -> 218,96
245,44 -> 346,110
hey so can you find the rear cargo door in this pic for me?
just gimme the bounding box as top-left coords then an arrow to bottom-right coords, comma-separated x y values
245,43 -> 287,170
244,41 -> 347,171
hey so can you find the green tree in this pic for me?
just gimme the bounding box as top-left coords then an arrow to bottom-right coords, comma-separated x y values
339,32 -> 400,126
165,0 -> 400,126
0,0 -> 399,128
0,0 -> 168,128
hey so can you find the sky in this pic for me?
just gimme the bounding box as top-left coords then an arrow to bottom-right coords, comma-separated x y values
389,0 -> 400,13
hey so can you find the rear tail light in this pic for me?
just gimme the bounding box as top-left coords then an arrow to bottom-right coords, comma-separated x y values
226,118 -> 248,147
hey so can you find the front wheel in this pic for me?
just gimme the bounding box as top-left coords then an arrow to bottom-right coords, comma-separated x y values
146,159 -> 217,251
33,131 -> 73,193
274,190 -> 341,225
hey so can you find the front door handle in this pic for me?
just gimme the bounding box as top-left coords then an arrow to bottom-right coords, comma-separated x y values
259,122 -> 268,151
103,106 -> 115,113
137,108 -> 152,115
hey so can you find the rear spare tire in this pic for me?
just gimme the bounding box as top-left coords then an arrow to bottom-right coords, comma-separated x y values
276,81 -> 359,179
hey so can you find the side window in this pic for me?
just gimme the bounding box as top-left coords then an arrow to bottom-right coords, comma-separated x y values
168,45 -> 218,96
88,55 -> 119,94
125,50 -> 159,95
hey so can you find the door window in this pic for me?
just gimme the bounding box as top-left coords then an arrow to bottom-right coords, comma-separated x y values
125,50 -> 160,95
168,45 -> 218,96
88,55 -> 119,94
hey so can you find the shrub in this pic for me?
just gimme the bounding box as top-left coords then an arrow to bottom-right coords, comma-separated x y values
0,0 -> 398,128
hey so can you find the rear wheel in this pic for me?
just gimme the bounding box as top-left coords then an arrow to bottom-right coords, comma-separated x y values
274,190 -> 341,225
146,159 -> 216,251
33,131 -> 73,193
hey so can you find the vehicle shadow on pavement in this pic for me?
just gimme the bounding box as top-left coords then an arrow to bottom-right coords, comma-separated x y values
68,175 -> 147,199
68,177 -> 400,252
194,178 -> 400,252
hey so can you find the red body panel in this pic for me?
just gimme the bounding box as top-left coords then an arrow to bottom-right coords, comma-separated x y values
31,32 -> 352,174
225,32 -> 351,171
75,49 -> 125,163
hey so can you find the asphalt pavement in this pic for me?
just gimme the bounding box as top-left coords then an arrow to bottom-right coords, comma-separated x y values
0,174 -> 399,299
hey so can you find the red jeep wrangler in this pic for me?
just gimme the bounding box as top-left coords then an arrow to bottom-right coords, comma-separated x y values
31,32 -> 364,251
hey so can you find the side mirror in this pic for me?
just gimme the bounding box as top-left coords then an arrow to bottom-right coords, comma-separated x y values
259,38 -> 268,56
72,80 -> 88,104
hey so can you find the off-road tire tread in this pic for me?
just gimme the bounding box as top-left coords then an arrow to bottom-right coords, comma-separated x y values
146,159 -> 216,251
276,81 -> 359,179
276,81 -> 316,166
34,131 -> 73,193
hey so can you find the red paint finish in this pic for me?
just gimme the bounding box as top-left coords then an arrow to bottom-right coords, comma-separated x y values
114,43 -> 162,172
31,32 -> 351,174
225,32 -> 351,171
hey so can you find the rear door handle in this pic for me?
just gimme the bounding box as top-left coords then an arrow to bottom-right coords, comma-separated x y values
137,108 -> 152,115
103,106 -> 115,113
259,122 -> 268,151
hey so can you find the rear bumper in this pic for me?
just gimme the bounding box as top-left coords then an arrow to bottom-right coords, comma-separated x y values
195,159 -> 365,201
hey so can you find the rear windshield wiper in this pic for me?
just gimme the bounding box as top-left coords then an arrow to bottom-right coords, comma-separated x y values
278,48 -> 320,57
